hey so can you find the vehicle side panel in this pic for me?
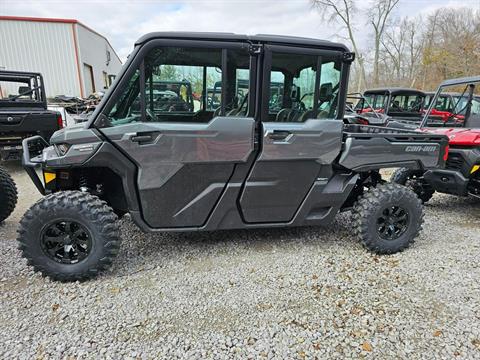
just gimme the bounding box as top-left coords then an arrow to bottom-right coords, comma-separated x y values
239,119 -> 344,223
99,116 -> 255,228
339,137 -> 444,171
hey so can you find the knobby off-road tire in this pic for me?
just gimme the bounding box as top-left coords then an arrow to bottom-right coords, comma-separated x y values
390,167 -> 435,203
0,166 -> 18,223
17,191 -> 121,282
352,183 -> 423,254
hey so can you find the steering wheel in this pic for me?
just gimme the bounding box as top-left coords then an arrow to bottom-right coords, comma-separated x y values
146,108 -> 157,122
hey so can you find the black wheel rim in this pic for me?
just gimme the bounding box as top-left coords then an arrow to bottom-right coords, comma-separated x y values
40,221 -> 92,264
376,206 -> 409,241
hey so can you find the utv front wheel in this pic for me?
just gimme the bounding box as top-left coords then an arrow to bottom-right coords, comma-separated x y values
390,168 -> 434,203
0,166 -> 18,223
352,183 -> 423,254
17,191 -> 121,281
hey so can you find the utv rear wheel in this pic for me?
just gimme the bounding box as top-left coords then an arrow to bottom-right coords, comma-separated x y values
0,166 -> 18,223
352,183 -> 423,254
17,191 -> 121,281
390,168 -> 434,203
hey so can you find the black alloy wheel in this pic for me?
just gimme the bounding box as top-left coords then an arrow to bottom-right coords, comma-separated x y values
41,220 -> 92,264
376,206 -> 409,241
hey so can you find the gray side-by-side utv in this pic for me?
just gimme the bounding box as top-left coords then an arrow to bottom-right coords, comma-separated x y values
20,33 -> 448,281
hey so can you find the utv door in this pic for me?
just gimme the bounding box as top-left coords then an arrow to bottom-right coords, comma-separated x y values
97,40 -> 256,228
239,46 -> 346,223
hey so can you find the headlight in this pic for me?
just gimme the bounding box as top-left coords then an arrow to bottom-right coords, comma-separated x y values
55,143 -> 71,156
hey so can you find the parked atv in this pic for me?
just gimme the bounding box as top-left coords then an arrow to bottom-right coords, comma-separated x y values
392,76 -> 480,203
0,165 -> 18,222
20,33 -> 448,281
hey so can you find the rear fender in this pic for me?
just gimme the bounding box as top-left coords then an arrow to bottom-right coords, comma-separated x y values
339,137 -> 447,172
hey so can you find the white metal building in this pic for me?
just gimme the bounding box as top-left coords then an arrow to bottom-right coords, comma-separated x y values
0,16 -> 122,98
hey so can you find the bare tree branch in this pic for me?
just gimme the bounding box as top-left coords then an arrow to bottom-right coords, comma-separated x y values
311,0 -> 366,90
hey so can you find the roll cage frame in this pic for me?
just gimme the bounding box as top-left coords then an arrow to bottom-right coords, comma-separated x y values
420,76 -> 480,129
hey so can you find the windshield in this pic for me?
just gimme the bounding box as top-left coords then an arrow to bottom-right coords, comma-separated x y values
427,94 -> 454,112
452,96 -> 480,115
423,81 -> 480,128
388,94 -> 424,113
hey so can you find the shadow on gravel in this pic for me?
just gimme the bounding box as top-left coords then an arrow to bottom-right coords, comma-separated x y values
426,194 -> 480,213
113,213 -> 356,275
0,160 -> 23,173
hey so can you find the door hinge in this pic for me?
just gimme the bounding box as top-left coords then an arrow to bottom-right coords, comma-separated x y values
249,44 -> 263,55
343,52 -> 355,64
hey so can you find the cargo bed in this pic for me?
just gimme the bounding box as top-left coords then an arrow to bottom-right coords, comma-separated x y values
339,124 -> 449,171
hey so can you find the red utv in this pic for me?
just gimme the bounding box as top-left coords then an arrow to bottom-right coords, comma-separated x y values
347,88 -> 426,127
391,76 -> 480,202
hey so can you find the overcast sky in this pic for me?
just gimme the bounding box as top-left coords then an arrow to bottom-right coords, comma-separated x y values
1,0 -> 478,61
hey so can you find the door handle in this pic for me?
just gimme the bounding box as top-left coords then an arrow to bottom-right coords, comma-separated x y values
130,131 -> 161,144
268,130 -> 291,141
131,134 -> 153,143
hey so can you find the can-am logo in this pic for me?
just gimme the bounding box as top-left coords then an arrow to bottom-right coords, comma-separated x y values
405,145 -> 437,152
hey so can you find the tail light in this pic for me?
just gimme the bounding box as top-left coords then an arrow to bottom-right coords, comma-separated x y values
57,114 -> 64,129
443,145 -> 449,161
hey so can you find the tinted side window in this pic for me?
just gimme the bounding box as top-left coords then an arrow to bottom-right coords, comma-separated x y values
267,52 -> 341,122
105,46 -> 251,127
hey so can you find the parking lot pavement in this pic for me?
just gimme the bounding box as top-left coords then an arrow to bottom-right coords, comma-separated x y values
1,162 -> 479,359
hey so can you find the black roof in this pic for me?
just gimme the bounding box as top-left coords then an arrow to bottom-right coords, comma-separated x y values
364,87 -> 425,96
439,76 -> 480,87
135,32 -> 350,52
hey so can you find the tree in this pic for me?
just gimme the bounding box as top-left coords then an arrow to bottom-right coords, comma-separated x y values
311,0 -> 367,91
420,8 -> 480,89
368,0 -> 400,86
158,65 -> 178,81
380,16 -> 423,87
311,2 -> 479,91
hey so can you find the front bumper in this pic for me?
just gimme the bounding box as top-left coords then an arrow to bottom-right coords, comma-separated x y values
22,135 -> 50,195
423,169 -> 469,196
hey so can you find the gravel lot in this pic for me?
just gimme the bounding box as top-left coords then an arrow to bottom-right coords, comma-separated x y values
1,162 -> 479,359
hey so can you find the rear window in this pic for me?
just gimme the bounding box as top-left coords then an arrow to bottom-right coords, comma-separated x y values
0,75 -> 43,103
389,94 -> 424,113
